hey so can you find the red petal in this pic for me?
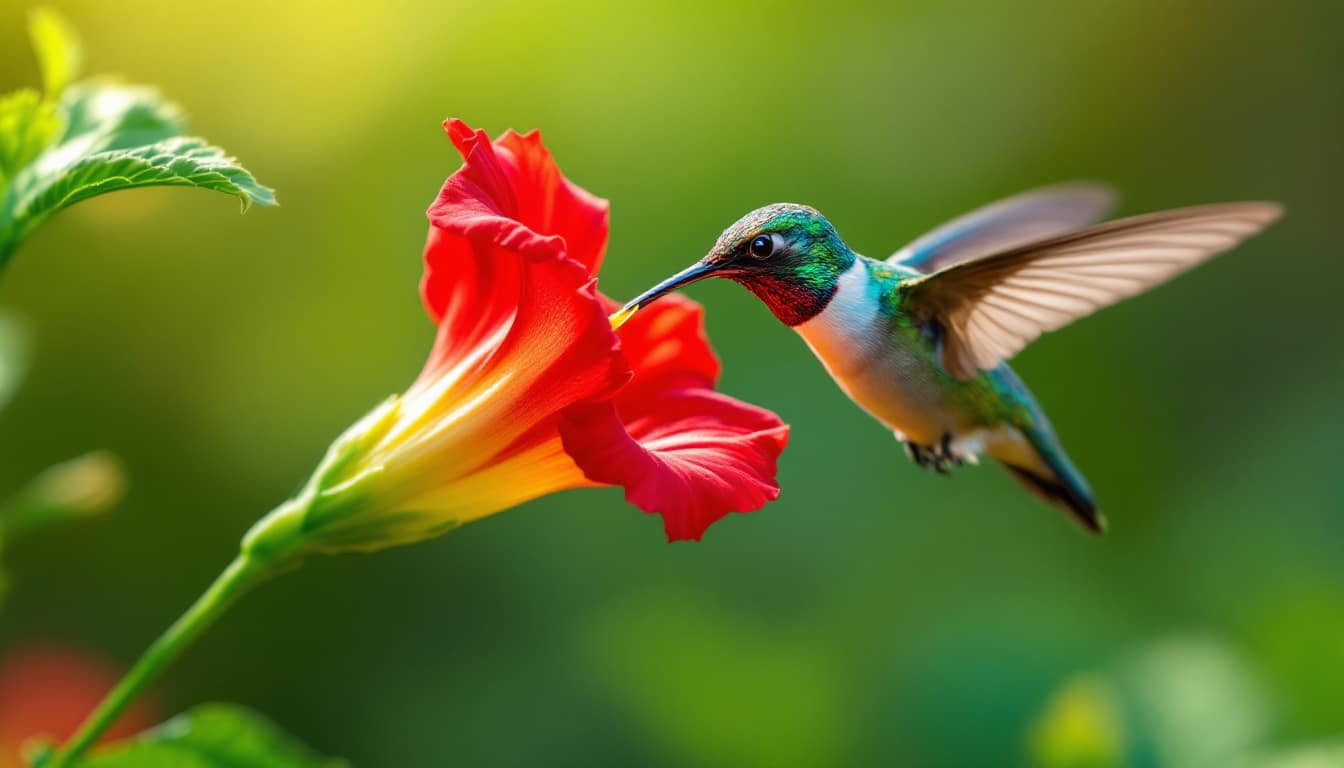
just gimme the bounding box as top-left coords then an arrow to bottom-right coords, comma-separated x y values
411,120 -> 627,462
560,295 -> 789,541
425,121 -> 608,310
495,129 -> 610,274
601,293 -> 721,405
560,392 -> 788,542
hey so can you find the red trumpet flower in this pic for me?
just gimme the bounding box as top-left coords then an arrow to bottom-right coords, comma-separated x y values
246,119 -> 788,555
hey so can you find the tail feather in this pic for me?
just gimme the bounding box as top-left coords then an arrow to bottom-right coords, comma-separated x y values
994,426 -> 1104,534
1001,463 -> 1104,533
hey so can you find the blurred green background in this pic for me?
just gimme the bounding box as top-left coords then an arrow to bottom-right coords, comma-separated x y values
1,0 -> 1341,765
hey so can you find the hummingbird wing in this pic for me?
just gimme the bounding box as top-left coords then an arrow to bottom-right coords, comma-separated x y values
889,183 -> 1116,274
903,202 -> 1283,380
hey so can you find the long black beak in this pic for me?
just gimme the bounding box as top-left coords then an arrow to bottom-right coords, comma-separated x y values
614,260 -> 725,323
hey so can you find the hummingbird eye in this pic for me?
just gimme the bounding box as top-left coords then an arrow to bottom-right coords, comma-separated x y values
748,234 -> 775,259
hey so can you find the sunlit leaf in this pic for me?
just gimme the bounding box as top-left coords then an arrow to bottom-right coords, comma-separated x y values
29,136 -> 273,211
77,704 -> 346,768
0,77 -> 273,265
29,7 -> 84,97
3,137 -> 276,257
55,82 -> 185,158
0,90 -> 61,183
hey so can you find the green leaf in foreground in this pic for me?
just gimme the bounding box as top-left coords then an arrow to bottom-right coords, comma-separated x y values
4,136 -> 276,254
55,81 -> 185,158
29,7 -> 84,97
76,704 -> 346,768
0,18 -> 275,268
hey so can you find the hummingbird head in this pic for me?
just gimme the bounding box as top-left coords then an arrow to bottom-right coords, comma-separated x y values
621,204 -> 856,326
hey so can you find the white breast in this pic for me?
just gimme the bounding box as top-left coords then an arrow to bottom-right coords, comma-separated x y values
793,260 -> 953,444
794,260 -> 882,379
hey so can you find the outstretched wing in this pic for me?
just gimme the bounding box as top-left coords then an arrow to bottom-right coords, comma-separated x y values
903,202 -> 1283,380
890,183 -> 1116,274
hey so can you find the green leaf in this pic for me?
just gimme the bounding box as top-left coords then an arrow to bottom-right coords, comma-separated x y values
29,7 -> 84,98
3,136 -> 276,256
0,89 -> 62,182
77,704 -> 346,768
0,63 -> 274,266
55,81 -> 186,156
0,81 -> 189,265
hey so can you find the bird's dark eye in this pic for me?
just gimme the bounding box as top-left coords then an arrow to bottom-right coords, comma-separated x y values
748,234 -> 775,259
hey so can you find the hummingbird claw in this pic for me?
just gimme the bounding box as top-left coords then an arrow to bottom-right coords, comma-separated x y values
939,433 -> 965,468
903,440 -> 930,468
903,433 -> 965,475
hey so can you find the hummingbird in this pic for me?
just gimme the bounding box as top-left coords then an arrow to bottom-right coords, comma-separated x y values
615,184 -> 1282,532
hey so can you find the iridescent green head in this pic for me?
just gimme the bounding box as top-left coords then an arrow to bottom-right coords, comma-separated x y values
622,204 -> 856,326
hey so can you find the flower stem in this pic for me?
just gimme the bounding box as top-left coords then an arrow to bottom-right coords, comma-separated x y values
42,554 -> 277,768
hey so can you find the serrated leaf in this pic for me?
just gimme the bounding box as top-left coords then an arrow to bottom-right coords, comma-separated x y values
0,89 -> 62,182
0,82 -> 188,265
0,64 -> 274,268
23,136 -> 273,213
3,137 -> 276,255
29,7 -> 84,97
77,704 -> 346,768
56,81 -> 186,157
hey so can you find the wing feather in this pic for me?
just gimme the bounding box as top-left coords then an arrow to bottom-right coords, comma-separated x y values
890,183 -> 1116,273
905,202 -> 1283,379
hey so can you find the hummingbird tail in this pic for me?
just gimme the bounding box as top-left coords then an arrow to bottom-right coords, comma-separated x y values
994,427 -> 1105,534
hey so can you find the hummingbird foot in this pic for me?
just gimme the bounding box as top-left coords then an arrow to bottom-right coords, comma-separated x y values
902,433 -> 965,475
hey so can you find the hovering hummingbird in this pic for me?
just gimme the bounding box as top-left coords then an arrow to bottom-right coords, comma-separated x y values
615,185 -> 1282,532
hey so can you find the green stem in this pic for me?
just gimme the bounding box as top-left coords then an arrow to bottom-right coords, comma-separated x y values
43,554 -> 278,767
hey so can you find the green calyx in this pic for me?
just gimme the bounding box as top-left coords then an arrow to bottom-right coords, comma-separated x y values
241,397 -> 399,564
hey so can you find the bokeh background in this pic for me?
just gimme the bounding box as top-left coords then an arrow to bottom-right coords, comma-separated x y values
1,1 -> 1341,765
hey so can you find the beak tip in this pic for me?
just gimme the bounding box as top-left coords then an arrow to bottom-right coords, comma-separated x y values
614,259 -> 721,329
609,303 -> 639,330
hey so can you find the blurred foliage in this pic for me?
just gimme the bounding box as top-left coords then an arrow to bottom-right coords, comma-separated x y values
0,0 -> 1340,766
0,309 -> 24,410
26,7 -> 79,97
69,704 -> 345,768
0,451 -> 124,604
1031,676 -> 1127,768
0,644 -> 157,768
1030,638 -> 1344,768
1,451 -> 123,539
